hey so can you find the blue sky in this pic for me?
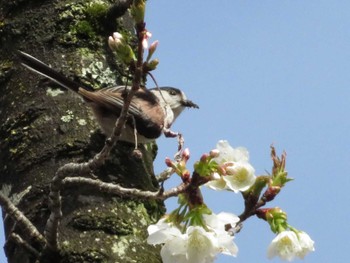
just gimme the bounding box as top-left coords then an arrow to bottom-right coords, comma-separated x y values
2,0 -> 350,262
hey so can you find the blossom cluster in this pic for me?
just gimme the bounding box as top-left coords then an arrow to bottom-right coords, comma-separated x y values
202,140 -> 256,192
108,30 -> 158,70
147,212 -> 239,263
268,230 -> 315,261
148,140 -> 315,262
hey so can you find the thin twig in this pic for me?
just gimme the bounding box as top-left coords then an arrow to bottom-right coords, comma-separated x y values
9,233 -> 40,258
45,163 -> 87,250
0,192 -> 46,247
63,177 -> 188,200
156,167 -> 175,182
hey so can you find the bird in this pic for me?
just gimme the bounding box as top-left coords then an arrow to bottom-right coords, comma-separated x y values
17,51 -> 199,144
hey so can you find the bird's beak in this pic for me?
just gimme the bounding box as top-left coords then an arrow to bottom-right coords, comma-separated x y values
182,99 -> 199,109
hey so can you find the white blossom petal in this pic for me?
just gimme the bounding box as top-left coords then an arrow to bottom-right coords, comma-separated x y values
205,176 -> 226,190
185,227 -> 218,263
207,140 -> 256,192
214,140 -> 249,163
217,233 -> 238,256
161,236 -> 188,263
147,218 -> 182,245
297,231 -> 315,259
147,213 -> 240,263
203,213 -> 239,257
267,231 -> 302,261
203,212 -> 239,233
223,164 -> 256,192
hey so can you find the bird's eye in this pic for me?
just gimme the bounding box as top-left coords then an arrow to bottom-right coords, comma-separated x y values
169,89 -> 177,96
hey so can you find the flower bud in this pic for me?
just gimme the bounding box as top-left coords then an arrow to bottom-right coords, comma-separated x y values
149,40 -> 158,53
265,207 -> 288,233
146,40 -> 159,61
217,165 -> 226,176
108,32 -> 136,64
263,185 -> 281,201
113,32 -> 123,40
165,157 -> 173,168
145,59 -> 159,71
108,36 -> 116,50
209,149 -> 220,158
182,148 -> 190,161
117,45 -> 136,64
108,32 -> 123,51
142,31 -> 152,50
131,0 -> 146,24
200,153 -> 209,163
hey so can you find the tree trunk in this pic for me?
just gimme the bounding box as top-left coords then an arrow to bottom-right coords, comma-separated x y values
0,1 -> 163,262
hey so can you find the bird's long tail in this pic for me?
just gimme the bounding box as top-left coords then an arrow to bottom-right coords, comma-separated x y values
17,51 -> 93,92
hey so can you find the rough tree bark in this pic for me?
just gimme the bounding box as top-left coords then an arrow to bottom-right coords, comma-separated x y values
0,1 -> 164,262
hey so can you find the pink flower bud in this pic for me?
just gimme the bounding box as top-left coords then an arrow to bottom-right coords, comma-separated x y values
263,186 -> 281,201
217,165 -> 226,175
200,153 -> 209,163
149,40 -> 159,53
182,148 -> 190,161
146,40 -> 159,62
165,157 -> 173,168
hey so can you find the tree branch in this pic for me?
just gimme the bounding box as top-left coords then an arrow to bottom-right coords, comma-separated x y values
156,167 -> 175,182
45,163 -> 88,250
63,177 -> 188,200
9,233 -> 40,259
0,192 -> 46,247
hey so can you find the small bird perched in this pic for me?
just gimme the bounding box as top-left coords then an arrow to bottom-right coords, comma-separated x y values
18,51 -> 199,143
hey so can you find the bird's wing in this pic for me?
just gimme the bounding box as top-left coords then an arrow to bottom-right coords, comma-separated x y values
79,87 -> 165,138
79,86 -> 143,117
